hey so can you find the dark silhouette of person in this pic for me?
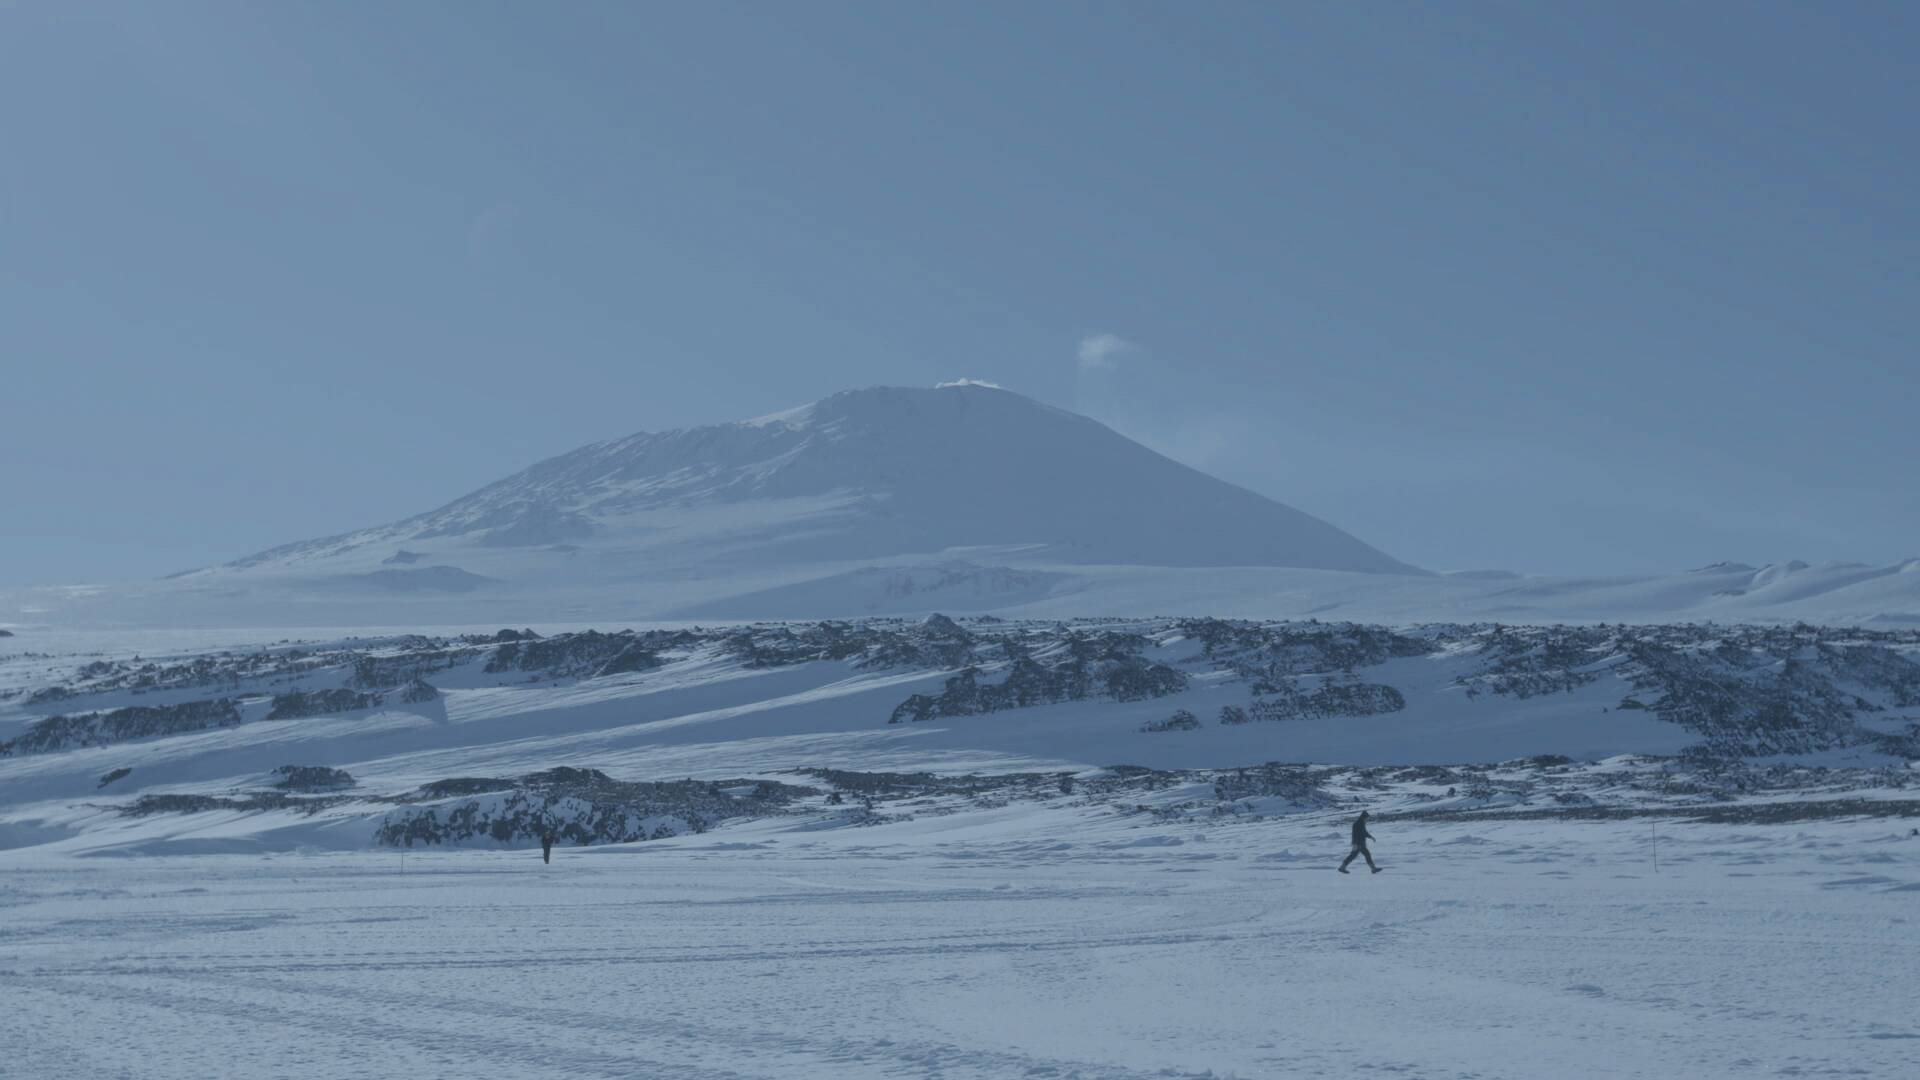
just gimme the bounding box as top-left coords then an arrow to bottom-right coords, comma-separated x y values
1339,811 -> 1380,874
540,830 -> 555,865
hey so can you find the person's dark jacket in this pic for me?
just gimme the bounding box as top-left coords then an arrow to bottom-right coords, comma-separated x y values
1351,817 -> 1374,847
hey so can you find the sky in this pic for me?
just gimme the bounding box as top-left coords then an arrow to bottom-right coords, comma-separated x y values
2,1 -> 1916,583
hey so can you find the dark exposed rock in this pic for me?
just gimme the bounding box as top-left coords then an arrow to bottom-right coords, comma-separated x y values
486,630 -> 650,679
28,646 -> 342,702
1213,763 -> 1335,805
1249,681 -> 1405,723
920,613 -> 970,639
1,698 -> 242,756
348,648 -> 466,690
271,765 -> 355,791
595,643 -> 662,677
264,689 -> 382,721
419,776 -> 516,798
887,632 -> 1189,724
373,768 -> 813,848
122,792 -> 344,817
398,677 -> 441,703
1141,709 -> 1202,733
1181,617 -> 1431,679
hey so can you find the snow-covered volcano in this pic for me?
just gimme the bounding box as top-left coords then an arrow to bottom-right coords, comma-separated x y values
15,383 -> 1920,629
212,383 -> 1420,579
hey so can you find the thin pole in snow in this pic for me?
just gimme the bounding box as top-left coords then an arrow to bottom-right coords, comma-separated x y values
1651,821 -> 1658,874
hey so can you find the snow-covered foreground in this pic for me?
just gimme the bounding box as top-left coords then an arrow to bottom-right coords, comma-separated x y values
5,804 -> 1917,1080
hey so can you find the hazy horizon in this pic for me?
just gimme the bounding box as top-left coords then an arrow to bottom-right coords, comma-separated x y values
5,2 -> 1916,584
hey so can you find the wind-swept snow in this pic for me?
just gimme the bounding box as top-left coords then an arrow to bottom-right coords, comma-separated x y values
4,806 -> 1918,1079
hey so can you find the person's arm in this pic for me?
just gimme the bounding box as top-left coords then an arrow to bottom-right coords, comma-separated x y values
1365,829 -> 1376,841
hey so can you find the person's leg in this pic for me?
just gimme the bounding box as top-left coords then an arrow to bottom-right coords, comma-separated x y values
1360,845 -> 1378,871
1340,847 -> 1359,871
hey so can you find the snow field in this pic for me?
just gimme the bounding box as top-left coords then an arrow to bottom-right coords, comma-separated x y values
4,805 -> 1916,1079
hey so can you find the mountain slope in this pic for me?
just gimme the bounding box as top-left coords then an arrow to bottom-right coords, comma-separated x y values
13,384 -> 1918,629
213,384 -> 1421,578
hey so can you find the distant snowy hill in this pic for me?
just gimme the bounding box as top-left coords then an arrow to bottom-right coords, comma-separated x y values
3,383 -> 1917,628
213,383 -> 1421,577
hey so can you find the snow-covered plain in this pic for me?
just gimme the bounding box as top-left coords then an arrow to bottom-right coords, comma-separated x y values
3,618 -> 1918,1077
5,804 -> 1918,1079
5,382 -> 1912,1078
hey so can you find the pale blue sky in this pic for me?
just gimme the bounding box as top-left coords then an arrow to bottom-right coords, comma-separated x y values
3,1 -> 1915,583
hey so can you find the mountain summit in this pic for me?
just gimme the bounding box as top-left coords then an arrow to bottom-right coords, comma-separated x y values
225,383 -> 1419,578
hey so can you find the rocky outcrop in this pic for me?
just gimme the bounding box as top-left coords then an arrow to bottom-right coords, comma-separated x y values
1212,764 -> 1336,806
271,765 -> 356,791
486,630 -> 660,679
1248,681 -> 1406,723
264,689 -> 383,721
1,698 -> 243,756
888,630 -> 1189,724
398,678 -> 441,704
373,769 -> 811,848
1141,709 -> 1201,733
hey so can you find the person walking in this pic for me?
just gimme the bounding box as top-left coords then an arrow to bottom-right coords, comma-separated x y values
540,829 -> 555,865
1338,811 -> 1381,874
